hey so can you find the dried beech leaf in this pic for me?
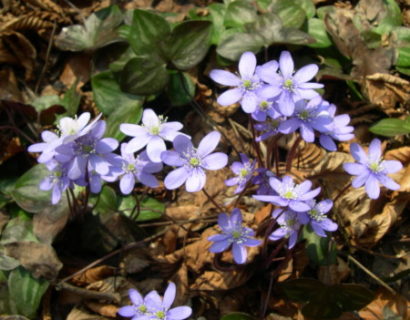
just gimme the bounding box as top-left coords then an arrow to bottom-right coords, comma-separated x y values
358,288 -> 409,320
191,270 -> 250,291
4,241 -> 62,280
385,146 -> 410,166
71,266 -> 116,287
364,73 -> 410,115
84,301 -> 118,318
66,306 -> 109,320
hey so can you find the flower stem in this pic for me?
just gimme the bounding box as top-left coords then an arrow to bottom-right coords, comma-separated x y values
333,182 -> 351,203
202,188 -> 224,212
285,135 -> 302,173
249,117 -> 264,168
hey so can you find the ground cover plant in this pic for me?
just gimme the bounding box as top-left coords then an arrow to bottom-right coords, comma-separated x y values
0,0 -> 409,319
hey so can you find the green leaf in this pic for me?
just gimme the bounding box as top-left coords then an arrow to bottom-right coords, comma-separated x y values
92,70 -> 143,116
119,196 -> 164,221
120,57 -> 169,95
369,118 -> 410,137
224,0 -> 257,28
0,252 -> 20,271
307,18 -> 332,48
167,71 -> 195,106
272,0 -> 306,29
220,312 -> 254,320
0,209 -> 38,244
302,225 -> 337,266
109,46 -> 137,72
279,278 -> 325,302
31,95 -> 62,112
298,0 -> 315,19
12,165 -> 52,213
90,185 -> 118,215
104,92 -> 143,141
55,5 -> 123,51
373,0 -> 402,35
128,9 -> 171,57
8,267 -> 49,318
396,47 -> 410,67
168,20 -> 212,70
217,32 -> 263,60
396,66 -> 410,76
208,3 -> 227,44
61,82 -> 81,116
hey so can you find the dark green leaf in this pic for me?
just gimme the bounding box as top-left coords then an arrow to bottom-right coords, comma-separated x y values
369,118 -> 410,137
208,3 -> 227,44
372,0 -> 402,35
396,47 -> 410,67
120,57 -> 169,95
220,312 -> 254,320
298,0 -> 315,19
217,32 -> 263,61
109,46 -> 137,72
104,91 -> 143,141
224,0 -> 257,28
302,225 -> 337,266
31,95 -> 62,112
167,72 -> 195,106
91,185 -> 118,215
8,267 -> 49,318
335,284 -> 374,312
55,5 -> 123,51
12,165 -> 52,213
92,70 -> 142,115
307,18 -> 332,48
61,82 -> 81,116
0,209 -> 37,245
279,278 -> 325,302
272,0 -> 306,29
168,20 -> 212,70
128,9 -> 171,57
119,196 -> 164,221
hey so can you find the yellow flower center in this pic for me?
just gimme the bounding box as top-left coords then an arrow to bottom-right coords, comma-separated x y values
189,157 -> 200,167
150,126 -> 160,135
156,311 -> 165,319
127,163 -> 135,171
283,190 -> 296,199
243,79 -> 252,89
232,231 -> 242,239
239,168 -> 248,177
284,79 -> 293,89
138,305 -> 147,313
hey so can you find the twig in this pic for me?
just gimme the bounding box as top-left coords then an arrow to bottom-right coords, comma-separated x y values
58,228 -> 167,284
348,255 -> 397,295
202,188 -> 224,212
55,282 -> 121,303
35,22 -> 57,94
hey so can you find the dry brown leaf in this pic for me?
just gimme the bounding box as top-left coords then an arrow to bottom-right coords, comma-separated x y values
364,73 -> 410,115
86,276 -> 126,295
71,266 -> 116,287
0,68 -> 22,101
84,302 -> 118,318
255,204 -> 272,224
318,258 -> 350,285
66,306 -> 109,320
59,54 -> 92,89
32,205 -> 69,244
4,241 -> 62,280
191,269 -> 250,291
358,288 -> 409,320
385,146 -> 410,166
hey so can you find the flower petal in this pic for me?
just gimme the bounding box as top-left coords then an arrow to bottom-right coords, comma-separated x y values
120,123 -> 145,137
164,167 -> 189,190
163,282 -> 176,310
125,135 -> 150,154
279,51 -> 294,78
120,173 -> 135,195
209,69 -> 241,86
167,306 -> 192,320
365,174 -> 380,199
185,168 -> 206,192
209,240 -> 230,253
239,51 -> 257,78
202,152 -> 228,170
368,138 -> 382,161
117,306 -> 136,317
142,108 -> 160,127
173,135 -> 193,154
129,289 -> 143,305
319,218 -> 338,232
217,88 -> 243,106
343,163 -> 366,176
383,160 -> 403,174
377,174 -> 400,191
146,136 -> 166,163
232,243 -> 247,264
161,151 -> 184,166
350,143 -> 368,163
241,92 -> 258,113
160,122 -> 183,141
352,171 -> 370,188
208,234 -> 230,242
289,200 -> 310,212
293,64 -> 318,83
197,131 -> 221,157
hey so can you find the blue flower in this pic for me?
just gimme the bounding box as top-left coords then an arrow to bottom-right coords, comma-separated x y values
225,153 -> 256,194
298,199 -> 338,237
208,209 -> 261,264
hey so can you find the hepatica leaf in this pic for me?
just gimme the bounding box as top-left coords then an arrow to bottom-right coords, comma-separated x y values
55,5 -> 123,51
370,117 -> 410,137
168,20 -> 212,70
224,0 -> 257,28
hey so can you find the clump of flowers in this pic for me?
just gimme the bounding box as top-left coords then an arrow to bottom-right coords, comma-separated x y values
118,282 -> 192,320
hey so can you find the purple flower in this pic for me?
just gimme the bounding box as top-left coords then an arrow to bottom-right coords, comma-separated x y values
269,209 -> 303,249
252,168 -> 277,195
319,104 -> 354,151
145,282 -> 192,320
210,52 -> 279,113
343,139 -> 402,199
225,153 -> 256,194
55,120 -> 118,180
258,51 -> 323,116
118,144 -> 163,195
208,209 -> 261,264
251,97 -> 278,122
161,131 -> 228,192
39,161 -> 71,205
254,114 -> 285,142
120,108 -> 184,162
28,130 -> 62,163
279,97 -> 333,143
299,199 -> 337,237
254,176 -> 320,212
118,283 -> 191,320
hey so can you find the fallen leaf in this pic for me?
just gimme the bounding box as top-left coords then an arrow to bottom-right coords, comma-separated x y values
4,241 -> 63,280
71,266 -> 116,287
191,269 -> 250,291
84,301 -> 118,318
